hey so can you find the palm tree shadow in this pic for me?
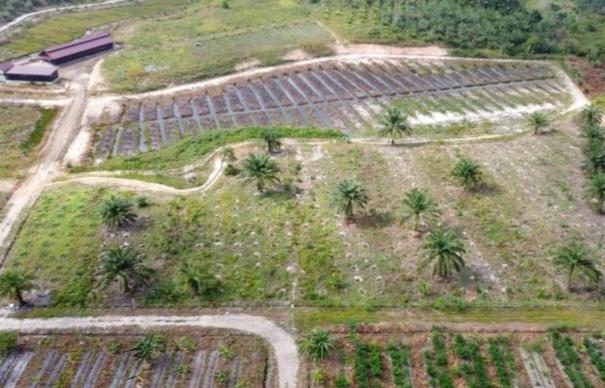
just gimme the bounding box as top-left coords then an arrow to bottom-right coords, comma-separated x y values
354,209 -> 394,228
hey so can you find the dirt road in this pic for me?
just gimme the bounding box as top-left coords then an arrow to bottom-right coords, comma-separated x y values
0,314 -> 299,388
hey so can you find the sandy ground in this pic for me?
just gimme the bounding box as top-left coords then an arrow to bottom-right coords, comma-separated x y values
0,313 -> 298,388
335,43 -> 448,56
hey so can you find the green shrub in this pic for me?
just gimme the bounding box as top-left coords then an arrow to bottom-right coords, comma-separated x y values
0,331 -> 18,354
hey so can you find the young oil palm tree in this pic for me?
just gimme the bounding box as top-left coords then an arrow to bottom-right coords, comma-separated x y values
380,107 -> 412,144
423,228 -> 466,279
99,196 -> 137,229
587,172 -> 605,214
333,179 -> 368,221
297,330 -> 334,361
261,128 -> 282,154
178,261 -> 222,298
581,105 -> 603,127
583,139 -> 605,175
241,153 -> 280,194
131,334 -> 165,363
554,240 -> 602,291
401,188 -> 440,232
97,246 -> 153,294
451,156 -> 482,190
0,269 -> 36,307
528,111 -> 549,135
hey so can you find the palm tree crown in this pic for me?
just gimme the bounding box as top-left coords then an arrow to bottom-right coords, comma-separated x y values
131,334 -> 165,362
528,111 -> 549,135
241,153 -> 280,193
99,196 -> 137,229
297,330 -> 334,361
554,240 -> 602,291
423,228 -> 466,279
333,179 -> 368,220
451,156 -> 482,190
587,172 -> 605,214
380,107 -> 411,144
97,246 -> 152,294
402,188 -> 440,231
0,269 -> 36,307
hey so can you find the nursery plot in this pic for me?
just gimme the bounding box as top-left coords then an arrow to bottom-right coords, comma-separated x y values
0,331 -> 269,387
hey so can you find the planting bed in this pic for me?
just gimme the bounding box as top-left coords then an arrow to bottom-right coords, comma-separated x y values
0,329 -> 269,387
91,56 -> 574,160
302,325 -> 605,388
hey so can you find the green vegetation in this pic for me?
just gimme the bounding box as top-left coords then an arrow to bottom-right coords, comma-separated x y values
487,337 -> 515,388
97,246 -> 153,294
241,153 -> 280,194
551,330 -> 592,388
380,107 -> 411,144
260,128 -> 282,154
99,195 -> 137,228
423,229 -> 466,279
453,334 -> 491,388
0,1 -> 89,23
0,269 -> 36,307
528,111 -> 550,135
0,331 -> 18,354
354,341 -> 383,388
424,329 -> 453,388
0,105 -> 53,179
554,239 -> 602,291
131,334 -> 166,362
332,179 -> 368,221
401,187 -> 439,232
387,341 -> 412,388
583,336 -> 605,383
297,329 -> 334,361
451,155 -> 483,190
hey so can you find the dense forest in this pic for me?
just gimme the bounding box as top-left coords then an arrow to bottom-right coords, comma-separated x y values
331,0 -> 605,63
0,0 -> 96,23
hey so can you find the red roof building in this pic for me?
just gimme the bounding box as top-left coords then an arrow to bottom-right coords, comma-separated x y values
39,31 -> 114,65
5,63 -> 59,82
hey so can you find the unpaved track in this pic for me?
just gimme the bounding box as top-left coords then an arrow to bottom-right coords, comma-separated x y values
0,314 -> 298,388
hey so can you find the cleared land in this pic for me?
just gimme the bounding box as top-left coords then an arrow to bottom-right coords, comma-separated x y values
91,57 -> 572,160
5,119 -> 603,308
0,329 -> 269,387
299,324 -> 605,388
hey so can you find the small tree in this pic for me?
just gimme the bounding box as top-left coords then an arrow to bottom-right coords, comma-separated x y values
528,111 -> 549,135
297,330 -> 334,361
401,188 -> 440,232
451,156 -> 482,190
241,153 -> 280,193
423,229 -> 466,279
554,240 -> 602,291
0,332 -> 18,354
587,172 -> 605,214
581,105 -> 603,127
583,140 -> 605,175
333,180 -> 368,221
380,107 -> 412,144
261,128 -> 282,154
178,261 -> 222,298
97,246 -> 153,294
0,269 -> 36,307
99,196 -> 137,228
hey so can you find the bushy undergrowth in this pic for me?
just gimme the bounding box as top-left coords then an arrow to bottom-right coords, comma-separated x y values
487,336 -> 515,388
453,334 -> 491,388
387,341 -> 412,388
354,341 -> 383,388
423,329 -> 453,388
583,336 -> 605,383
551,330 -> 592,388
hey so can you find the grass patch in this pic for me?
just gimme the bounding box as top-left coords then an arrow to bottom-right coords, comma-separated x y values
20,107 -> 58,152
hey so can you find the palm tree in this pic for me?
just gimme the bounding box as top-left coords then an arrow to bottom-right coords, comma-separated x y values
297,330 -> 334,361
581,105 -> 603,127
131,334 -> 165,362
587,173 -> 605,214
528,111 -> 549,135
0,269 -> 36,307
178,261 -> 222,298
451,156 -> 482,190
261,128 -> 282,154
380,107 -> 412,144
99,196 -> 137,228
423,229 -> 466,279
97,246 -> 152,294
583,139 -> 605,175
241,153 -> 280,193
333,180 -> 368,221
582,123 -> 604,142
401,188 -> 440,232
554,240 -> 602,291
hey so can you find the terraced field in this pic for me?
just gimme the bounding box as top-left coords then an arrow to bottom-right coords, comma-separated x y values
302,326 -> 605,388
91,56 -> 574,160
0,331 -> 269,387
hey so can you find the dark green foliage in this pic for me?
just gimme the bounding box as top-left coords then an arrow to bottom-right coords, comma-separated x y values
131,334 -> 166,362
0,332 -> 18,354
354,342 -> 383,388
97,246 -> 153,294
178,261 -> 222,299
297,330 -> 334,361
487,337 -> 515,388
387,341 -> 412,388
334,373 -> 350,388
453,335 -> 492,388
260,128 -> 282,153
224,163 -> 240,176
0,269 -> 36,307
451,155 -> 482,190
424,330 -> 453,388
20,107 -> 57,152
332,179 -> 368,220
99,196 -> 137,228
584,337 -> 605,383
551,331 -> 592,388
241,153 -> 280,193
423,228 -> 466,279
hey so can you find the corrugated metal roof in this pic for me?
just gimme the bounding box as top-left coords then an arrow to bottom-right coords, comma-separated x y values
40,31 -> 113,61
6,63 -> 58,76
0,61 -> 14,72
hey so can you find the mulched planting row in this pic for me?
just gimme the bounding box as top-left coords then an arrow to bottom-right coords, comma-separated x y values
93,58 -> 567,159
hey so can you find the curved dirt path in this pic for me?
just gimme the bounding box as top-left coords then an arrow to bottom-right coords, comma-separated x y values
0,314 -> 298,388
0,0 -> 130,36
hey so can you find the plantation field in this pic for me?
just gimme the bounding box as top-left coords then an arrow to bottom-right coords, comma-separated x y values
0,328 -> 269,387
4,118 -> 603,308
299,324 -> 605,388
91,56 -> 573,160
0,105 -> 57,179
